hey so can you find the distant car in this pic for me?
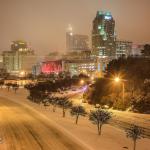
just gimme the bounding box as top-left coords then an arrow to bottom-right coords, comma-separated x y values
72,88 -> 76,91
102,105 -> 109,109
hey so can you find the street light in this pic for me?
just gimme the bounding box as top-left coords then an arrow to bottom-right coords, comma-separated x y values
114,77 -> 125,104
90,76 -> 94,81
114,77 -> 120,82
20,71 -> 25,76
80,79 -> 84,85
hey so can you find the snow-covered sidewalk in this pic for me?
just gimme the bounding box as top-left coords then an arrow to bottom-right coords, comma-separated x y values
70,93 -> 150,130
0,88 -> 149,150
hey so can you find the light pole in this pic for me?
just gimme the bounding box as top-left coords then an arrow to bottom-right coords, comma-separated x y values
114,77 -> 125,104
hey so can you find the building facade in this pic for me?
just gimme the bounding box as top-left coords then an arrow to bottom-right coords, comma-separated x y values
3,41 -> 37,75
66,25 -> 89,51
41,60 -> 63,74
32,60 -> 64,75
64,59 -> 97,76
92,11 -> 116,58
116,40 -> 132,58
11,40 -> 28,52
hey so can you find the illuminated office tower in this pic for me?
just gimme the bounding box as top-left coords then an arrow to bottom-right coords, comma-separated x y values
92,11 -> 116,58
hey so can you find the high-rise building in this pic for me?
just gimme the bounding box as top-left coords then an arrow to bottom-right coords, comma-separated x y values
116,40 -> 132,58
71,34 -> 89,51
92,11 -> 116,58
66,25 -> 73,51
66,25 -> 89,51
3,41 -> 37,75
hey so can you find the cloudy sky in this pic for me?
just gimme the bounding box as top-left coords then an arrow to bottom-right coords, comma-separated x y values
0,0 -> 150,54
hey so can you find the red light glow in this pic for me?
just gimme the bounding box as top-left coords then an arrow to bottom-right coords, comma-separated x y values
41,60 -> 62,74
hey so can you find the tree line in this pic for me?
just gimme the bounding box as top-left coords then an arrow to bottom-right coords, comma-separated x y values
85,56 -> 150,113
0,81 -> 19,93
25,80 -> 145,150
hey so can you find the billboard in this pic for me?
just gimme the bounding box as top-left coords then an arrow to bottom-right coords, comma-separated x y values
41,60 -> 62,74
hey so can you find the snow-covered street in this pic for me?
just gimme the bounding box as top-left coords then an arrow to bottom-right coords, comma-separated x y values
0,96 -> 88,150
0,88 -> 149,150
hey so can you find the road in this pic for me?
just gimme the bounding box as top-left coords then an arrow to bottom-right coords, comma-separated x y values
0,96 -> 87,150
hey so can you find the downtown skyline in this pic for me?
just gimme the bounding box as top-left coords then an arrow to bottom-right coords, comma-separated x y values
0,0 -> 150,54
0,1 -> 150,149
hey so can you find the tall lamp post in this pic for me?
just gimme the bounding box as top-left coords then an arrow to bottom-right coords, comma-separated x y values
114,77 -> 125,104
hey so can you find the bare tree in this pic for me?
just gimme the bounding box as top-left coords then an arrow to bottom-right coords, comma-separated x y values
12,84 -> 19,93
89,109 -> 112,135
48,97 -> 58,112
57,97 -> 72,117
125,124 -> 144,150
5,83 -> 12,91
0,80 -> 4,89
70,105 -> 87,124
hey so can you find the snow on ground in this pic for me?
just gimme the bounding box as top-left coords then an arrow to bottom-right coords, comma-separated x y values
70,93 -> 150,130
0,88 -> 149,150
0,97 -> 88,150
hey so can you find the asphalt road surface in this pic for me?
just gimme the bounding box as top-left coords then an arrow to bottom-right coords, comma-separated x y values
0,97 -> 87,150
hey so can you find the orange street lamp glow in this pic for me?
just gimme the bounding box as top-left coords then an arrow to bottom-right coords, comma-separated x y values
80,80 -> 84,85
20,71 -> 25,76
90,76 -> 94,81
114,77 -> 120,82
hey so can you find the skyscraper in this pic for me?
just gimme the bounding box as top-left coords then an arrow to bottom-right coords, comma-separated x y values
66,24 -> 73,51
92,11 -> 116,58
66,25 -> 89,51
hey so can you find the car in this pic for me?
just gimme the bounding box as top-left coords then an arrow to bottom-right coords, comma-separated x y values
72,88 -> 77,91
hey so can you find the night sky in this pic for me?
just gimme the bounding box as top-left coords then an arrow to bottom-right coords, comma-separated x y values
0,0 -> 150,54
